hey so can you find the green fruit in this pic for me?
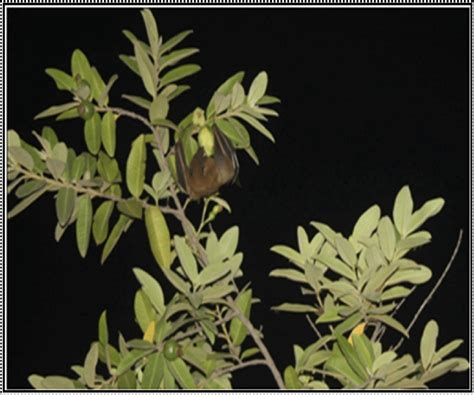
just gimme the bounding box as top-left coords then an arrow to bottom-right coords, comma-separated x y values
163,340 -> 179,361
78,101 -> 95,121
75,80 -> 92,100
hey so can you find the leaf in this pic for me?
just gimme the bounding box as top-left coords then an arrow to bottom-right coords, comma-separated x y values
385,265 -> 432,286
160,64 -> 201,86
273,303 -> 318,313
84,113 -> 101,155
236,112 -> 275,143
134,42 -> 156,97
45,68 -> 75,91
269,268 -> 306,283
396,236 -> 430,251
9,146 -> 34,170
119,55 -> 140,76
174,236 -> 198,285
335,334 -> 368,380
8,185 -> 49,219
316,253 -> 356,281
335,235 -> 357,267
28,374 -> 45,389
372,351 -> 397,373
141,9 -> 159,61
142,353 -> 165,389
371,314 -> 409,338
231,82 -> 246,109
71,49 -> 92,80
270,245 -> 305,268
334,312 -> 364,335
380,285 -> 411,301
420,320 -> 438,370
377,216 -> 396,260
283,366 -> 303,389
393,185 -> 413,236
133,267 -> 165,315
15,180 -> 46,199
92,201 -> 114,245
98,310 -> 109,348
160,30 -> 193,54
83,342 -> 99,388
196,261 -> 233,287
117,198 -> 143,220
432,339 -> 463,365
149,94 -> 169,121
144,206 -> 171,269
41,376 -> 75,389
407,198 -> 445,234
168,358 -> 196,389
161,267 -> 190,294
122,94 -> 151,109
353,204 -> 381,241
56,187 -> 76,227
101,112 -> 116,157
229,289 -> 252,346
215,118 -> 250,149
116,349 -> 149,376
134,290 -> 155,333
247,71 -> 268,106
34,102 -> 77,120
101,215 -> 131,264
168,84 -> 190,101
219,226 -> 239,259
126,134 -> 147,198
352,334 -> 374,370
160,48 -> 199,70
75,195 -> 92,258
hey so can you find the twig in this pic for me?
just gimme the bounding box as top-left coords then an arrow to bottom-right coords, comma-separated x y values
305,314 -> 329,351
174,311 -> 237,342
392,229 -> 463,352
226,297 -> 285,389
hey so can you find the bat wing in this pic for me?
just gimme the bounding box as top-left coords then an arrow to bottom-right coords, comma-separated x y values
213,127 -> 240,184
175,140 -> 190,194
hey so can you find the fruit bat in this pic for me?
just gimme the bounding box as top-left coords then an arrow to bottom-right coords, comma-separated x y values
175,127 -> 239,200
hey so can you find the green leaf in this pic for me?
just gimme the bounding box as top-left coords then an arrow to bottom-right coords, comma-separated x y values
8,185 -> 49,219
92,201 -> 114,245
257,95 -> 281,105
168,358 -> 196,389
372,351 -> 397,373
196,261 -> 233,287
269,268 -> 306,283
407,198 -> 444,234
377,216 -> 396,260
122,94 -> 151,109
160,30 -> 193,55
149,94 -> 169,121
229,289 -> 252,346
98,310 -> 108,348
126,134 -> 147,198
75,195 -> 92,258
273,303 -> 318,313
230,82 -> 246,109
236,112 -> 275,143
219,226 -> 239,259
117,370 -> 136,389
371,314 -> 409,338
34,102 -> 77,120
101,214 -> 131,264
56,187 -> 76,227
71,49 -> 92,80
134,42 -> 156,97
247,71 -> 268,106
28,374 -> 45,389
9,146 -> 34,170
217,71 -> 245,95
117,198 -> 143,220
316,253 -> 356,281
352,334 -> 374,370
335,235 -> 357,267
393,185 -> 413,236
133,267 -> 165,315
335,334 -> 368,380
168,85 -> 190,101
41,376 -> 75,389
380,285 -> 411,301
42,126 -> 58,147
89,66 -> 107,103
385,265 -> 432,286
334,312 -> 364,335
215,118 -> 250,148
161,267 -> 190,294
83,342 -> 99,388
270,245 -> 305,268
144,206 -> 171,269
141,9 -> 159,61
420,320 -> 438,370
134,290 -> 155,332
174,236 -> 198,285
396,235 -> 431,251
15,180 -> 46,199
353,204 -> 381,241
160,48 -> 199,70
84,113 -> 101,155
116,349 -> 149,376
142,352 -> 165,389
45,68 -> 75,91
432,339 -> 463,365
160,64 -> 201,86
119,55 -> 140,76
101,112 -> 116,157
284,366 -> 303,389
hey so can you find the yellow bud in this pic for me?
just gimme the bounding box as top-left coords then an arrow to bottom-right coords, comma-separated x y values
143,320 -> 156,343
348,323 -> 366,345
212,204 -> 223,215
192,107 -> 206,127
198,127 -> 215,157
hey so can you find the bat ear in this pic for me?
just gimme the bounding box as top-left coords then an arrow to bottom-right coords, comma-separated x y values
175,141 -> 190,194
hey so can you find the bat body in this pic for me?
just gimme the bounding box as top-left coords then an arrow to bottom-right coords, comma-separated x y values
175,127 -> 239,200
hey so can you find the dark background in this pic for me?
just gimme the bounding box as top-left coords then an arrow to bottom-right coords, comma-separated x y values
6,6 -> 471,390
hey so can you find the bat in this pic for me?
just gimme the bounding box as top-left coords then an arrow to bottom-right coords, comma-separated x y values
175,127 -> 239,200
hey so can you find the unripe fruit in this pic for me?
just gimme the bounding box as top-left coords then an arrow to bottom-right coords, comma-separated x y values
163,339 -> 179,361
78,100 -> 95,121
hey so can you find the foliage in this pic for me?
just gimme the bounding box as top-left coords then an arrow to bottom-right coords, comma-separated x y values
7,9 -> 468,390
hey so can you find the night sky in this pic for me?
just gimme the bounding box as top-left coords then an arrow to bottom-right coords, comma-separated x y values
6,6 -> 470,390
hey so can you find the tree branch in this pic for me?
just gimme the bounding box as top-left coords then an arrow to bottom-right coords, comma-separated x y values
392,229 -> 463,352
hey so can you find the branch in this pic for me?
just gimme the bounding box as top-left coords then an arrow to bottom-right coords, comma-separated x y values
392,229 -> 463,352
226,297 -> 285,389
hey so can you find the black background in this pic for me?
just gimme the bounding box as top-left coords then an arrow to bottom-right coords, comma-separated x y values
6,6 -> 471,390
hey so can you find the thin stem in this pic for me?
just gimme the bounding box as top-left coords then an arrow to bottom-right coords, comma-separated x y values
392,229 -> 463,352
226,297 -> 285,389
305,314 -> 329,351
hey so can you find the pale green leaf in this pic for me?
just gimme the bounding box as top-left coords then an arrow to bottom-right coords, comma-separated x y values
126,134 -> 147,198
75,195 -> 92,258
